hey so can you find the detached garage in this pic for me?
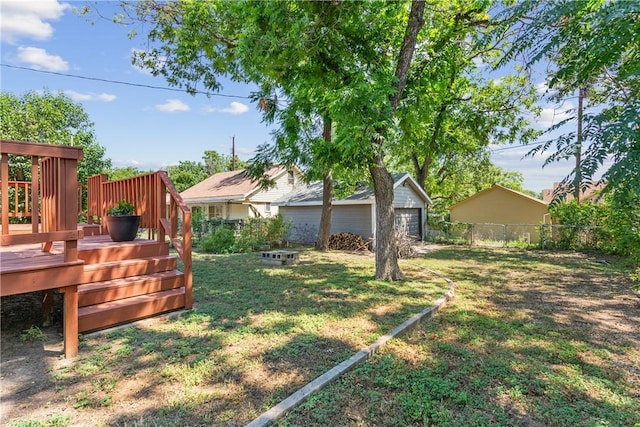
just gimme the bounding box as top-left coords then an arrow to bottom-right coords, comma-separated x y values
274,173 -> 432,244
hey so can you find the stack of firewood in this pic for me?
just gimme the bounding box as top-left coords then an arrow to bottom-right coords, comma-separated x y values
328,232 -> 371,251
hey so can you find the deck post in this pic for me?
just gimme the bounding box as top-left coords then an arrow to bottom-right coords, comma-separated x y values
1,153 -> 9,234
61,285 -> 79,358
156,175 -> 166,243
31,156 -> 39,233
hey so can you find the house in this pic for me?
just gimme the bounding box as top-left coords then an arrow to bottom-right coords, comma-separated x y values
541,181 -> 607,204
274,173 -> 432,243
449,184 -> 549,243
179,166 -> 304,220
450,184 -> 548,224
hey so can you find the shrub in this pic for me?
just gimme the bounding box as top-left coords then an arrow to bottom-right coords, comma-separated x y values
199,226 -> 235,253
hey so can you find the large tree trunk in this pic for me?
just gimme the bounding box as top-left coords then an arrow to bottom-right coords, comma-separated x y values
316,171 -> 333,250
370,162 -> 404,280
370,0 -> 425,281
316,117 -> 334,250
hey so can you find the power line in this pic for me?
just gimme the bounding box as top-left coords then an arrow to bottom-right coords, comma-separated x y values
490,139 -> 553,153
1,63 -> 251,99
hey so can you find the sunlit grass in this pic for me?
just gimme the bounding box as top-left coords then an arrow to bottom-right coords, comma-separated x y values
9,248 -> 446,426
280,248 -> 640,427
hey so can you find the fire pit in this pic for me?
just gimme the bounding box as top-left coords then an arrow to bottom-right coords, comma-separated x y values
261,250 -> 300,266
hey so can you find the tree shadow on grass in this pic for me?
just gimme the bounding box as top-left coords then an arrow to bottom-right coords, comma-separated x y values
2,248 -> 449,426
282,299 -> 639,426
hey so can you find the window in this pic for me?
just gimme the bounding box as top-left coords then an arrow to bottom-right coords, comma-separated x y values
288,170 -> 294,184
265,203 -> 271,216
208,205 -> 223,218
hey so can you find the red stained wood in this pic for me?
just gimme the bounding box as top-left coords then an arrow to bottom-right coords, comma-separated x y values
78,270 -> 184,307
78,288 -> 186,333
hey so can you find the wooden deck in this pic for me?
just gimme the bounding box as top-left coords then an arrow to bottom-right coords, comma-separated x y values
2,140 -> 192,359
1,234 -> 187,357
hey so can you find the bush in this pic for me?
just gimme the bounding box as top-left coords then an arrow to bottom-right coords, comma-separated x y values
196,215 -> 291,253
199,227 -> 235,253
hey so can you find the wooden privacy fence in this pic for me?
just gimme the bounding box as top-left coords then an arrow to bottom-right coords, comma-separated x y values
1,140 -> 83,262
87,171 -> 193,308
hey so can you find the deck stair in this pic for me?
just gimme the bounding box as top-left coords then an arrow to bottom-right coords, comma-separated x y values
76,238 -> 186,333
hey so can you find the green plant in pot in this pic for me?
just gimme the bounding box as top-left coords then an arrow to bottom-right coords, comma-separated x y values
105,199 -> 140,242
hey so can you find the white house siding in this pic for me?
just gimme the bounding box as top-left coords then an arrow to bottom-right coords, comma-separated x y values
227,202 -> 251,220
393,185 -> 426,239
393,186 -> 424,208
280,204 -> 373,243
332,205 -> 373,238
250,171 -> 303,203
279,206 -> 322,243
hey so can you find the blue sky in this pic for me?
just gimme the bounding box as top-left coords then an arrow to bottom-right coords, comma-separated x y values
1,0 -> 584,193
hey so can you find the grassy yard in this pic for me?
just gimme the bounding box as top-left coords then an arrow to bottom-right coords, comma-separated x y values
280,249 -> 640,426
3,248 -> 447,426
3,247 -> 638,426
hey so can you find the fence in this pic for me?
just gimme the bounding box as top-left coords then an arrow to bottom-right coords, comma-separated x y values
190,216 -> 291,247
425,222 -> 611,251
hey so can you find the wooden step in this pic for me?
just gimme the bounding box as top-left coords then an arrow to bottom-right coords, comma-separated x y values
78,239 -> 170,264
78,287 -> 186,333
80,255 -> 178,283
78,270 -> 184,307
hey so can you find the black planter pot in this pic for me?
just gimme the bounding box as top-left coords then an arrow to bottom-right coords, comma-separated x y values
105,215 -> 141,242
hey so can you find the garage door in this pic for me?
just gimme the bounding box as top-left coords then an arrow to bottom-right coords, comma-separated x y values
395,208 -> 422,239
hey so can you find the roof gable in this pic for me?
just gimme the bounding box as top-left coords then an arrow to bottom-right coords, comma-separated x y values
450,184 -> 547,211
180,166 -> 287,201
274,173 -> 432,206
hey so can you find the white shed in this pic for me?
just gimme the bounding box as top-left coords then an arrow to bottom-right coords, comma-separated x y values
274,173 -> 432,243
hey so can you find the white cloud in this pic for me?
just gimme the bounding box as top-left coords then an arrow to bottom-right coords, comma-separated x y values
65,90 -> 116,102
16,46 -> 68,71
155,99 -> 190,112
535,104 -> 574,128
203,101 -> 249,115
535,81 -> 549,95
0,0 -> 69,43
223,102 -> 249,115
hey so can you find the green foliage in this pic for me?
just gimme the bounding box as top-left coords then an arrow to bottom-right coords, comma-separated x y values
107,200 -> 135,216
196,215 -> 290,253
548,197 -> 640,262
0,90 -> 111,184
496,1 -> 640,218
202,150 -> 247,175
166,160 -> 208,192
265,213 -> 290,244
20,326 -> 47,342
198,226 -> 235,254
388,2 -> 540,208
108,166 -> 148,181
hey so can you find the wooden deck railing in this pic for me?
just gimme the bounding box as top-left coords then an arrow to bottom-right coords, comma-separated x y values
87,171 -> 193,308
1,140 -> 83,262
2,181 -> 33,218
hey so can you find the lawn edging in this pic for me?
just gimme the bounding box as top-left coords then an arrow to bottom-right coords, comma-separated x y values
246,267 -> 456,427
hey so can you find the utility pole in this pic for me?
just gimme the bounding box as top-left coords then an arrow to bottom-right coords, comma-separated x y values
231,136 -> 236,170
574,87 -> 586,204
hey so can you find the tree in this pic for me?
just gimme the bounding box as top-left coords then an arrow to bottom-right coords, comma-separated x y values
122,0 -> 527,279
109,166 -> 148,181
202,150 -> 246,175
0,90 -> 111,185
495,1 -> 640,206
166,160 -> 208,192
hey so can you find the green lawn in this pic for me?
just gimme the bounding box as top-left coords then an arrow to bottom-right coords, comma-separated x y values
280,249 -> 640,426
6,248 -> 446,426
6,247 -> 638,427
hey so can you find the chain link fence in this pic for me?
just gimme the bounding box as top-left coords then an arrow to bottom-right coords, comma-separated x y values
425,222 -> 611,251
